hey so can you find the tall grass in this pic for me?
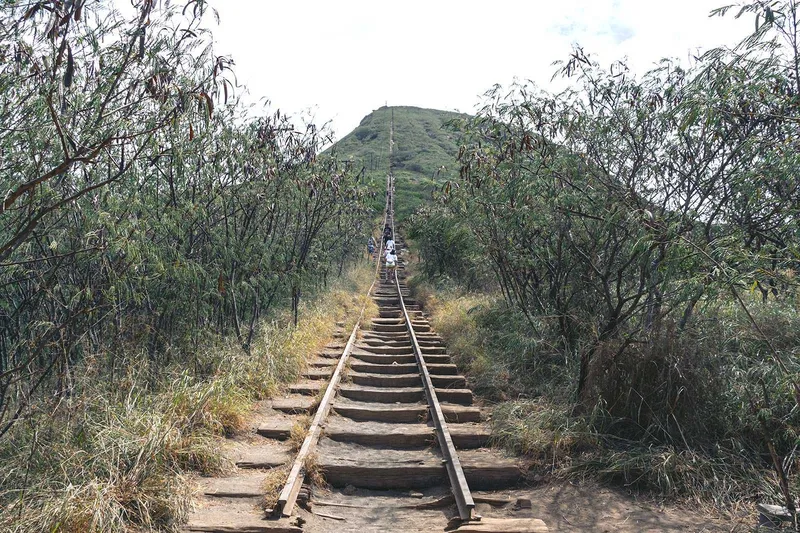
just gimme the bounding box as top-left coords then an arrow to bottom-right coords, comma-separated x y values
411,277 -> 800,511
411,281 -> 573,401
0,263 -> 376,533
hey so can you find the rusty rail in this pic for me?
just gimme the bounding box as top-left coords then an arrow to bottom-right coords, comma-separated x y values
272,179 -> 390,517
393,250 -> 476,522
275,172 -> 476,521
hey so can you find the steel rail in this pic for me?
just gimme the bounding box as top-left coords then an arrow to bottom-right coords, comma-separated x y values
273,179 -> 391,518
390,189 -> 476,522
272,315 -> 359,517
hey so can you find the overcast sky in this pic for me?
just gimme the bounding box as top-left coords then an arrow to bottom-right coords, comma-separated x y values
209,1 -> 753,142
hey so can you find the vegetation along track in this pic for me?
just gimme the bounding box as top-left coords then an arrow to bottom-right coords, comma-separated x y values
184,177 -> 548,532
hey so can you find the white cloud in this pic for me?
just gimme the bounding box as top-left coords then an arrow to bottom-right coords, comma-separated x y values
207,1 -> 753,141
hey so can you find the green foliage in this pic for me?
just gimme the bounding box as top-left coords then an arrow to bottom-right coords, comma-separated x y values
417,281 -> 800,506
407,205 -> 490,288
0,262 -> 376,532
0,1 -> 372,440
409,0 -> 800,509
329,106 -> 466,222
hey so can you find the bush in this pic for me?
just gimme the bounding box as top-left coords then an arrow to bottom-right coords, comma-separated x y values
410,278 -> 800,508
0,262 -> 376,532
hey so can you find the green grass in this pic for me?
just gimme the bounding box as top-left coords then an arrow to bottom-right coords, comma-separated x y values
327,106 -> 467,223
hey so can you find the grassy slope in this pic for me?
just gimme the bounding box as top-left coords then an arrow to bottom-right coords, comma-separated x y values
0,264 -> 377,533
329,105 -> 467,222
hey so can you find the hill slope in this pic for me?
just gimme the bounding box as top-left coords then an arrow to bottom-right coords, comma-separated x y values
330,106 -> 468,221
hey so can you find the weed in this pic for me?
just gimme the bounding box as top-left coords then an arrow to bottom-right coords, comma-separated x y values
302,452 -> 327,488
261,465 -> 291,512
288,416 -> 312,452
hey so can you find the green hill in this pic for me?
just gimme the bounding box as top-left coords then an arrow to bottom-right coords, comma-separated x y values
330,106 -> 468,221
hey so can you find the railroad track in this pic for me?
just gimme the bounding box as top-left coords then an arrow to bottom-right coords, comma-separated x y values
185,178 -> 548,532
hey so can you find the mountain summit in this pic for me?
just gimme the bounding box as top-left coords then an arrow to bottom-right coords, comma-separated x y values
331,106 -> 468,219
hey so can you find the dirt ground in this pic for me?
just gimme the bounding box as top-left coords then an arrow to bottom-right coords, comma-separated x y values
294,480 -> 752,533
511,480 -> 750,532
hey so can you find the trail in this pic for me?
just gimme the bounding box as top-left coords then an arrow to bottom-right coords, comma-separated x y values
183,179 -> 548,532
180,126 -> 744,533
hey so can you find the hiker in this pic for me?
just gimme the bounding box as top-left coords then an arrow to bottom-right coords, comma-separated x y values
385,248 -> 397,281
367,236 -> 376,259
384,238 -> 394,255
383,225 -> 393,245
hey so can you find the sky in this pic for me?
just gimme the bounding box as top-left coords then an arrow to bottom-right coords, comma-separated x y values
208,1 -> 754,142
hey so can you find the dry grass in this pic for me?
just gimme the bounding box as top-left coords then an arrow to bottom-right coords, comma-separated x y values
490,399 -> 596,462
0,261 -> 380,532
302,452 -> 327,488
261,465 -> 291,511
288,415 -> 311,452
0,376 -> 219,532
410,277 -> 798,513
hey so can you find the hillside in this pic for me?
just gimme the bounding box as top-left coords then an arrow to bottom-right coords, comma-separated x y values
330,106 -> 468,221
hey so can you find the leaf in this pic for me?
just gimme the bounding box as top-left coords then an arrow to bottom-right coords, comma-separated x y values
200,92 -> 213,118
63,45 -> 74,88
23,3 -> 41,21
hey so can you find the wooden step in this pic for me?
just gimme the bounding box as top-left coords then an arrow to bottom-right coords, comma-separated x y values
428,363 -> 459,375
323,420 -> 490,449
184,498 -> 301,532
332,401 -> 481,423
371,317 -> 405,324
288,381 -> 322,396
308,359 -> 336,368
256,420 -> 293,440
415,333 -> 444,341
302,369 -> 333,380
351,351 -> 451,365
349,362 -> 456,375
355,345 -> 414,356
271,396 -> 315,414
351,352 -> 415,365
417,340 -> 446,348
361,331 -> 408,340
317,442 -> 523,490
454,518 -> 548,533
372,323 -> 408,333
339,385 -> 472,405
350,362 -> 418,374
234,445 -> 291,469
350,372 -> 466,389
360,338 -> 412,346
339,385 -> 420,403
349,373 -> 420,387
420,346 -> 447,355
